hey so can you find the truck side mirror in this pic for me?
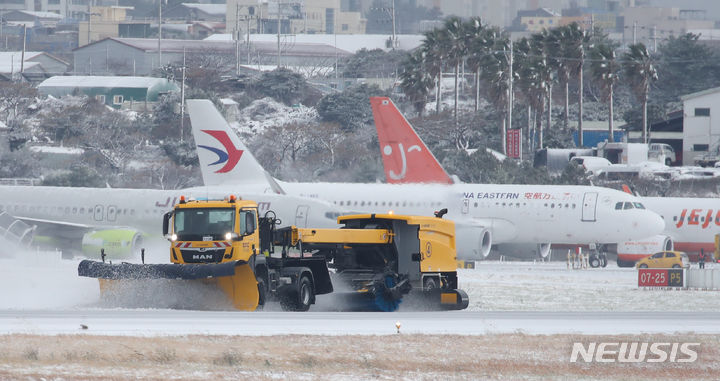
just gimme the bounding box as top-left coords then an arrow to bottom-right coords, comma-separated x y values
245,212 -> 256,235
162,212 -> 172,236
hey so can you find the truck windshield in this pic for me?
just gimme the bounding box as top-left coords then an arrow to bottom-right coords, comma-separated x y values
174,208 -> 235,241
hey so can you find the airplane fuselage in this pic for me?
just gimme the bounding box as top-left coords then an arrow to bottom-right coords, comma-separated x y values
640,197 -> 720,258
278,181 -> 664,248
0,185 -> 341,236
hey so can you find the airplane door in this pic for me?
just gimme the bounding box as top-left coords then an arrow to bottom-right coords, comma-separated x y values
93,205 -> 104,221
107,205 -> 117,222
295,205 -> 309,227
581,192 -> 598,222
462,199 -> 469,215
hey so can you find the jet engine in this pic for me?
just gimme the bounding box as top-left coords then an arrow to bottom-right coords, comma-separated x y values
82,229 -> 144,259
616,235 -> 673,267
456,226 -> 492,260
537,243 -> 552,258
494,242 -> 551,260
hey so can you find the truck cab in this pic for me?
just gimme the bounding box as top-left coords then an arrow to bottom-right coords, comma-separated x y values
164,195 -> 259,265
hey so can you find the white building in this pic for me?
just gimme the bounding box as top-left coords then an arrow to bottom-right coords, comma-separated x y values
681,87 -> 720,166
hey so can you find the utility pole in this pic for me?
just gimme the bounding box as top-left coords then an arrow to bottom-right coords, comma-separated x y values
391,0 -> 396,49
20,25 -> 26,77
507,39 -> 513,158
277,0 -> 281,68
632,20 -> 637,44
235,3 -> 240,75
180,47 -> 186,142
158,0 -> 163,68
652,25 -> 657,52
87,5 -> 91,45
246,8 -> 252,65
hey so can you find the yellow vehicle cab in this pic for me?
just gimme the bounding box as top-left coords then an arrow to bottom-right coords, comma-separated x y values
635,251 -> 689,269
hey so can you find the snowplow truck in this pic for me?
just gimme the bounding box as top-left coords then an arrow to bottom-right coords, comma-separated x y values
78,196 -> 468,312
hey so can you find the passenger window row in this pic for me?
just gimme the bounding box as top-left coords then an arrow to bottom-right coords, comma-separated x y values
333,200 -> 442,208
473,202 -> 577,209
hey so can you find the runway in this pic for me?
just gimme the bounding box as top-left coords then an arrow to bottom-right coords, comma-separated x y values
2,309 -> 719,336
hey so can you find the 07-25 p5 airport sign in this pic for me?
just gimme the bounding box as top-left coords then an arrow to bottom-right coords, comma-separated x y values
638,268 -> 684,287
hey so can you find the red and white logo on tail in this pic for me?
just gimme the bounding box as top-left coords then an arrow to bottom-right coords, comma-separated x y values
370,97 -> 453,184
186,99 -> 271,188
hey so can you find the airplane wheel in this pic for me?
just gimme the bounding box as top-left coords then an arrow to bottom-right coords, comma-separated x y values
590,256 -> 600,268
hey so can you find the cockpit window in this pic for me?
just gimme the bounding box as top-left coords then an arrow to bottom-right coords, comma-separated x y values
633,202 -> 645,209
615,202 -> 623,210
623,202 -> 634,210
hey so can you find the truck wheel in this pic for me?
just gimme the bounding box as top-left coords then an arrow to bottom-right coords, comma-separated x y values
639,264 -> 648,268
665,158 -> 671,166
423,277 -> 438,291
281,275 -> 313,312
672,264 -> 681,269
256,277 -> 267,306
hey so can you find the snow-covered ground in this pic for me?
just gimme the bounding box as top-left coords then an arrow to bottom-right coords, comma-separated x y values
460,261 -> 720,311
3,254 -> 716,313
3,253 -> 720,335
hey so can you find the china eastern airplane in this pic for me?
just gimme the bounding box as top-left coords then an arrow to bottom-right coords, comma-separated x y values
369,96 -> 719,265
187,99 -> 664,260
0,185 -> 342,258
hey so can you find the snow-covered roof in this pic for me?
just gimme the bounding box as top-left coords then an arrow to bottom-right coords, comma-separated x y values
680,86 -> 720,101
38,76 -> 172,89
0,51 -> 68,74
204,33 -> 424,53
93,37 -> 351,57
0,60 -> 40,74
16,10 -> 63,19
161,23 -> 191,33
239,64 -> 334,76
29,146 -> 85,155
181,3 -> 226,15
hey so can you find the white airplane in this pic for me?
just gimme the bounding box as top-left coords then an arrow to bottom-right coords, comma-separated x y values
369,96 -> 719,266
615,196 -> 720,266
187,99 -> 665,260
0,185 -> 342,258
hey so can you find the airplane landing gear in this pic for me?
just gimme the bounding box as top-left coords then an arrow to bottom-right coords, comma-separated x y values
589,252 -> 608,268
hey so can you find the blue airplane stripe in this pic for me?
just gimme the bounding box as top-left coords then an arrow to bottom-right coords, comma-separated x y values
198,145 -> 228,166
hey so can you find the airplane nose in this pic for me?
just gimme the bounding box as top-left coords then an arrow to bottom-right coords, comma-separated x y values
644,211 -> 665,236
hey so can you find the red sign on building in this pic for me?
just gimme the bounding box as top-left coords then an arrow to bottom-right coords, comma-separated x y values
507,129 -> 521,158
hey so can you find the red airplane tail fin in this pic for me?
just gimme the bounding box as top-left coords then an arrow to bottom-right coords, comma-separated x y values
370,97 -> 452,184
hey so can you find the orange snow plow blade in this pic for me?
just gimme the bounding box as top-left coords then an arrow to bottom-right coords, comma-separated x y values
79,260 -> 259,311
